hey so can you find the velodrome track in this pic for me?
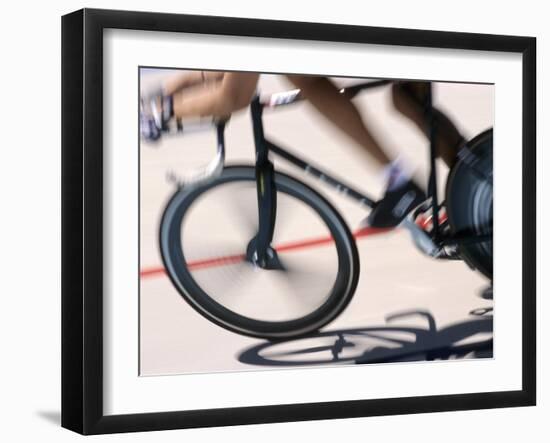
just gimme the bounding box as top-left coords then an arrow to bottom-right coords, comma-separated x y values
139,71 -> 493,375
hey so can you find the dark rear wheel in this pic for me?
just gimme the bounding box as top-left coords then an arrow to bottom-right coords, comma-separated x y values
446,129 -> 493,279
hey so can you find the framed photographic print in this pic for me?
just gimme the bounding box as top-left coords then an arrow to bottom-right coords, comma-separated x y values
62,8 -> 536,435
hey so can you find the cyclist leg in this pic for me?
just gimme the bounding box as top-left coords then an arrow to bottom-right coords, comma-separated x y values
391,81 -> 465,167
286,74 -> 391,166
286,74 -> 425,228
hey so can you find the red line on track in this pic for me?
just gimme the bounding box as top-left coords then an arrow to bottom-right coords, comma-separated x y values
140,226 -> 392,279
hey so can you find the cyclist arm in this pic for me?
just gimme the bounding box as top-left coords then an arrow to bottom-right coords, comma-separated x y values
172,72 -> 259,119
164,70 -> 225,95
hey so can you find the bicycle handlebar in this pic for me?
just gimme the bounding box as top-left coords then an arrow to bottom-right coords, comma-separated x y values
154,119 -> 226,188
187,121 -> 226,184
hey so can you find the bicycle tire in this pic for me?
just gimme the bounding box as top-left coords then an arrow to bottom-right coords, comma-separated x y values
159,165 -> 360,339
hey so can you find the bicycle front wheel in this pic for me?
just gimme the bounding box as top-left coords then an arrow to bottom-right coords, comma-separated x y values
160,166 -> 360,339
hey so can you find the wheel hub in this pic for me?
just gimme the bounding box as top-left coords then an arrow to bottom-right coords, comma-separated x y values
245,237 -> 285,270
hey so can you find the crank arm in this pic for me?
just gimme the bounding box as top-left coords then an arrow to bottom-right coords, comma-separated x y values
400,217 -> 440,257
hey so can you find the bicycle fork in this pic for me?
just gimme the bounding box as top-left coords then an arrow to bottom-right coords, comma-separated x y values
246,96 -> 284,270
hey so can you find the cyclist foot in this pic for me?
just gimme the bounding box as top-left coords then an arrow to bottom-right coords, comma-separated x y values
366,179 -> 426,228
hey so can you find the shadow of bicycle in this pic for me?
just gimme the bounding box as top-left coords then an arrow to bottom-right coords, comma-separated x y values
238,309 -> 493,367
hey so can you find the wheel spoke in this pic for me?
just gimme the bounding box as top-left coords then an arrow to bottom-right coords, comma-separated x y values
192,260 -> 264,309
273,254 -> 337,309
220,183 -> 258,240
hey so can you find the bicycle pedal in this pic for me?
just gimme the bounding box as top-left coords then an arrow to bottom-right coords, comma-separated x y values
437,244 -> 462,260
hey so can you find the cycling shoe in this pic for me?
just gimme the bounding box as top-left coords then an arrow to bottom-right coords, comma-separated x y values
366,179 -> 426,228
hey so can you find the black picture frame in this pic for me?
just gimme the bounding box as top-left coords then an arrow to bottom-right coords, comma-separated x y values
62,8 -> 536,435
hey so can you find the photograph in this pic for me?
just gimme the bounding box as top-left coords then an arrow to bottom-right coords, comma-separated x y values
138,68 -> 494,376
60,8 -> 536,434
2,0 -> 546,440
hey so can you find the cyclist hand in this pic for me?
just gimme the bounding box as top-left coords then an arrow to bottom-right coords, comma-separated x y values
140,89 -> 173,143
140,96 -> 161,142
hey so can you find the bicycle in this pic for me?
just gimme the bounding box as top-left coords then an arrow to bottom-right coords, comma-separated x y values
151,79 -> 492,340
